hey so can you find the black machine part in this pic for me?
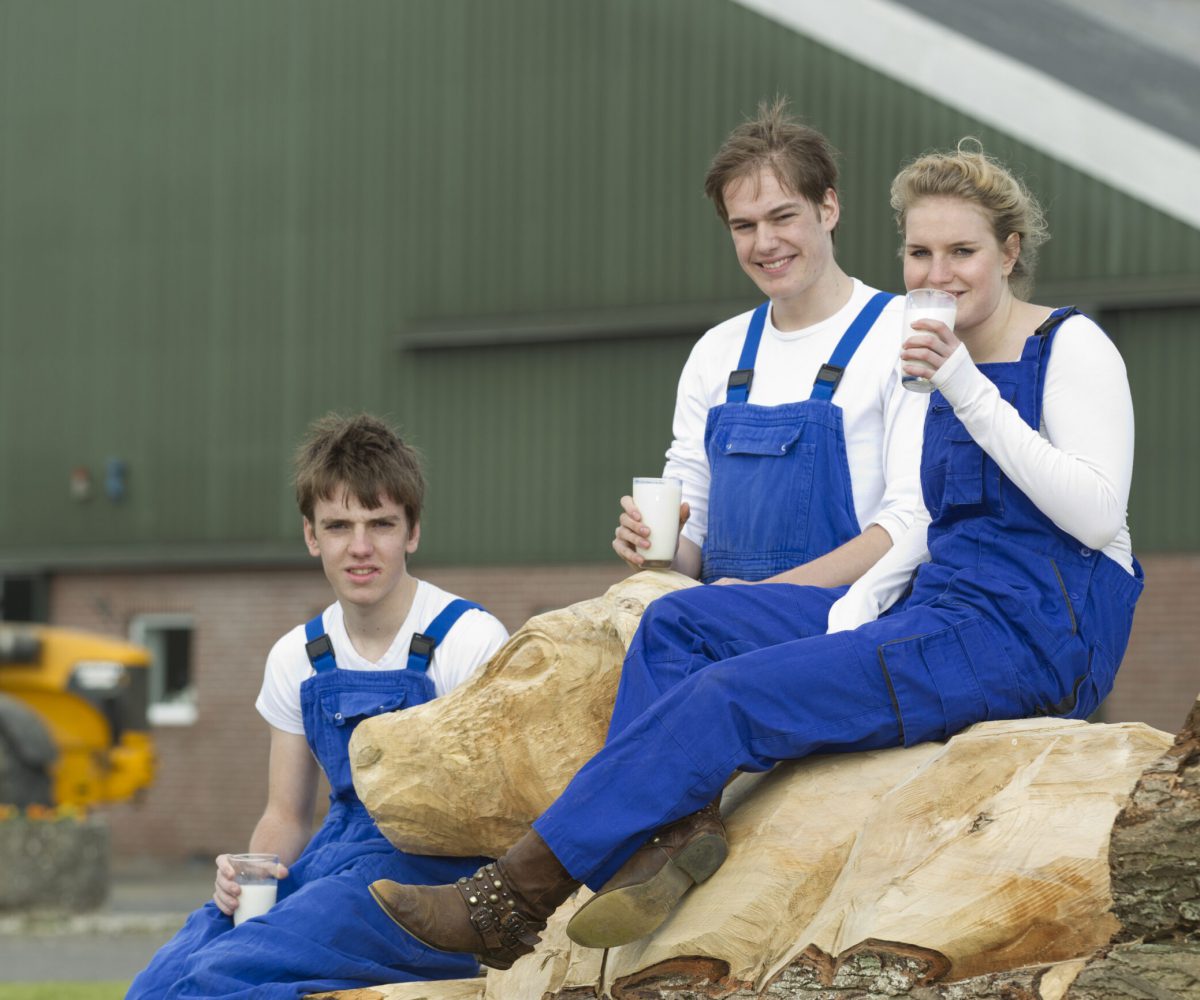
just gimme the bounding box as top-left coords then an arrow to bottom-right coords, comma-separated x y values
0,692 -> 57,807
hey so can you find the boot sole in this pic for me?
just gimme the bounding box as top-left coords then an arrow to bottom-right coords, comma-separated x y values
367,882 -> 517,972
565,832 -> 728,949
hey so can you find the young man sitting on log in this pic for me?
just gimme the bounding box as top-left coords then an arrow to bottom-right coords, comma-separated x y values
128,413 -> 509,999
611,98 -> 927,599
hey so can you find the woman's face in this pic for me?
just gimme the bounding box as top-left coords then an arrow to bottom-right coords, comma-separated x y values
902,196 -> 1019,334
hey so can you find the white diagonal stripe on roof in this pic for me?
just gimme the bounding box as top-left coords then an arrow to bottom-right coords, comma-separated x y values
732,0 -> 1200,229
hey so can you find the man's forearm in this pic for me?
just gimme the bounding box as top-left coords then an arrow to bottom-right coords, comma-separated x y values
248,811 -> 312,867
760,523 -> 893,588
672,536 -> 703,579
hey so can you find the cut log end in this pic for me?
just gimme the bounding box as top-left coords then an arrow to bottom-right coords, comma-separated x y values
795,939 -> 952,992
610,956 -> 735,998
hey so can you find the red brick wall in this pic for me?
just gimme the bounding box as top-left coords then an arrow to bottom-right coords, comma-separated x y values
1106,552 -> 1200,736
50,562 -> 626,861
48,554 -> 1196,862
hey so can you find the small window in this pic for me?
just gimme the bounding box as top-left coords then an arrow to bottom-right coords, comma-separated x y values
1,575 -> 49,622
130,614 -> 197,726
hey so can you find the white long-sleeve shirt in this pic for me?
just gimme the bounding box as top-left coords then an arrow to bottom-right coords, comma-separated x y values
663,280 -> 928,551
828,312 -> 1135,633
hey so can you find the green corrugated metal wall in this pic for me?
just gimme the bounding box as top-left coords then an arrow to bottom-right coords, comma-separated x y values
1,0 -> 1196,566
1109,306 -> 1200,552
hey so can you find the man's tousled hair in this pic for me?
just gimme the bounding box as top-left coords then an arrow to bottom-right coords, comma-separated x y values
293,412 -> 425,526
704,96 -> 841,226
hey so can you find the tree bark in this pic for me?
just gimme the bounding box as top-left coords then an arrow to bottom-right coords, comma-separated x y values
1067,694 -> 1200,999
1108,696 -> 1200,942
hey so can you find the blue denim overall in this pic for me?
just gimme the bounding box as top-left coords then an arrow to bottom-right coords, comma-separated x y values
536,308 -> 1143,888
700,292 -> 894,583
128,601 -> 487,1000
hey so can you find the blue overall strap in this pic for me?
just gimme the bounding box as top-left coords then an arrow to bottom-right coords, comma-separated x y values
304,614 -> 338,674
1030,306 -> 1079,427
407,599 -> 486,674
811,291 -> 896,401
725,302 -> 771,403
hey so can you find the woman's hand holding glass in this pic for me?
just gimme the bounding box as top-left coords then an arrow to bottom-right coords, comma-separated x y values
901,301 -> 962,388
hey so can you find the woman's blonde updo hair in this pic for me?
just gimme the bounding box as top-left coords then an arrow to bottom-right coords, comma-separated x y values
889,139 -> 1049,299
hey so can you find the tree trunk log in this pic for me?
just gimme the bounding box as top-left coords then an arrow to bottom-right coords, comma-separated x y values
442,718 -> 1168,1000
317,576 -> 1196,1000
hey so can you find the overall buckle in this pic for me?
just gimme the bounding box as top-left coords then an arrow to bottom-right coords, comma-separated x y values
814,363 -> 844,391
408,633 -> 436,659
727,369 -> 754,393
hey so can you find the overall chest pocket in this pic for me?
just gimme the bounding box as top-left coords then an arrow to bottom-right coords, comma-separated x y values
922,384 -> 1017,517
320,688 -> 410,728
710,421 -> 815,548
717,419 -> 807,460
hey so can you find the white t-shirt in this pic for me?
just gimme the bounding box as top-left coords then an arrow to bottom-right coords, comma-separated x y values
255,581 -> 509,736
664,279 -> 927,551
828,312 -> 1136,632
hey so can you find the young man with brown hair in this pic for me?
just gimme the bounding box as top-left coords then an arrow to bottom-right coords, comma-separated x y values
128,413 -> 509,999
614,99 -> 925,589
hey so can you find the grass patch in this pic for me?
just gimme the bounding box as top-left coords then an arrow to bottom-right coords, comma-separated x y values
0,985 -> 129,1000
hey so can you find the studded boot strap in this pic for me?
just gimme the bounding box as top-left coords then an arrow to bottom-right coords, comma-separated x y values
454,862 -> 546,959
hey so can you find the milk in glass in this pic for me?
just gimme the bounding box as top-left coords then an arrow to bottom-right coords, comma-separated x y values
230,853 -> 280,926
901,289 -> 957,393
234,882 -> 279,926
632,477 -> 683,567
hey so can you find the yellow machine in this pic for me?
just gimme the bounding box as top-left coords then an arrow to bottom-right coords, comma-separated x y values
0,623 -> 156,808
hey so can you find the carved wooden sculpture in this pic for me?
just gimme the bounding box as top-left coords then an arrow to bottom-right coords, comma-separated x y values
320,574 -> 1196,1000
350,571 -> 699,857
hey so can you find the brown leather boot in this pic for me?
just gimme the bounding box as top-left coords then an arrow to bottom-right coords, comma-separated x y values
565,800 -> 727,949
369,829 -> 579,971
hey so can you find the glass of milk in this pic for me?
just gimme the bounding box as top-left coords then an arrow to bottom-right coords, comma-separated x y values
231,853 -> 280,926
631,477 -> 683,568
901,288 -> 956,393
